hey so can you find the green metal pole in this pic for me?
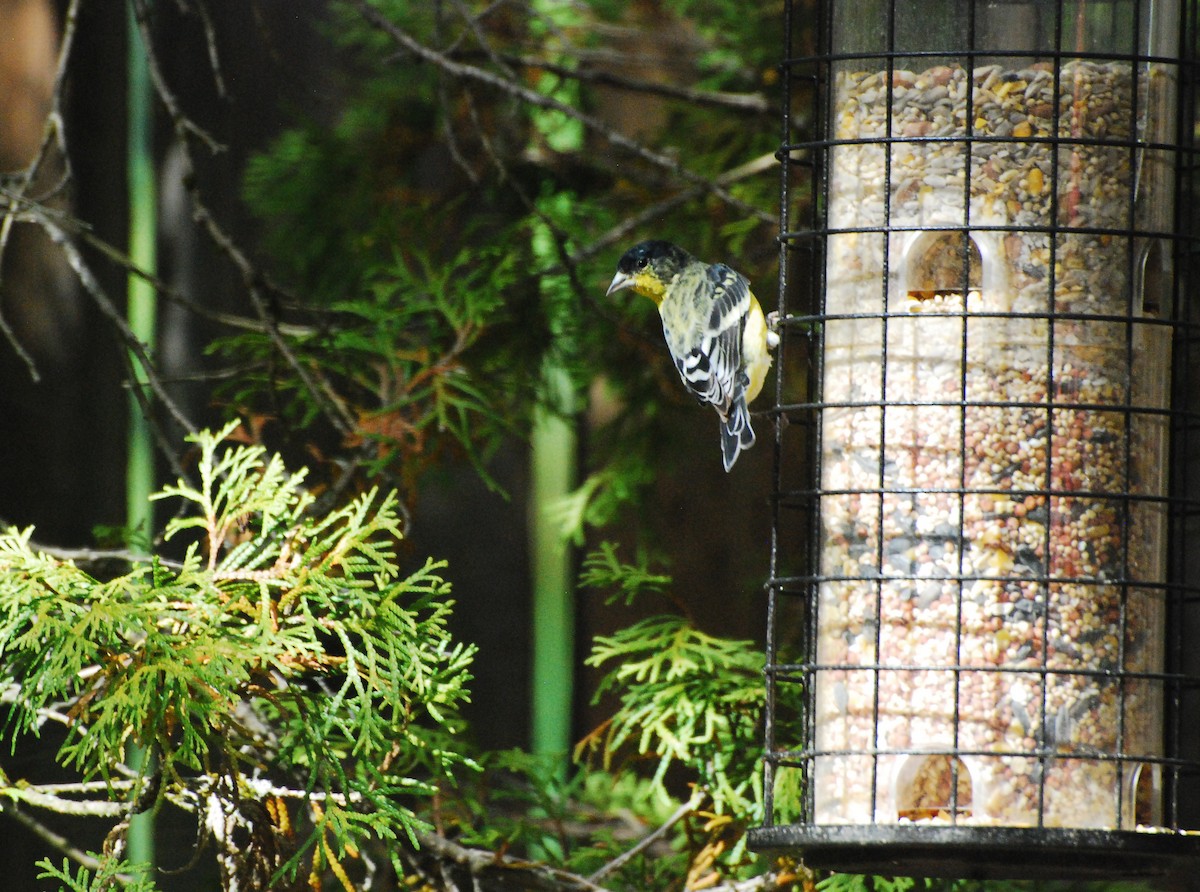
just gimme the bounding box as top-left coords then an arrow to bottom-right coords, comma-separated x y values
126,0 -> 156,873
529,368 -> 577,761
525,3 -> 583,762
127,5 -> 155,531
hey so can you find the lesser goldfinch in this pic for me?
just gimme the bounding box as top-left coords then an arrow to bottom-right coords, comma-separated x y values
607,240 -> 778,471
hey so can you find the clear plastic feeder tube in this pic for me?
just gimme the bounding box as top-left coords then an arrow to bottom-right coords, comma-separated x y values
813,0 -> 1179,828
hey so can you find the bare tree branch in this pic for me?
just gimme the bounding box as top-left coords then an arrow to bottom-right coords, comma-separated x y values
0,207 -> 41,381
588,792 -> 700,883
74,224 -> 317,337
411,829 -> 619,892
2,786 -> 128,819
128,3 -> 224,156
350,0 -> 773,227
0,802 -> 126,880
447,0 -> 518,79
563,150 -> 780,272
24,0 -> 79,200
0,0 -> 84,382
1,189 -> 202,480
182,0 -> 229,99
481,52 -> 771,114
26,540 -> 185,571
130,0 -> 356,438
30,211 -> 198,440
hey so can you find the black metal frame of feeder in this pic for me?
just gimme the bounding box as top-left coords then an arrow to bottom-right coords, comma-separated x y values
750,0 -> 1200,879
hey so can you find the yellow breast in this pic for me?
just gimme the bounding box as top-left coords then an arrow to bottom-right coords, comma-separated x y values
742,294 -> 772,404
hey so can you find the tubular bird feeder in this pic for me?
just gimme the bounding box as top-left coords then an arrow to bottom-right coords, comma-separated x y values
752,0 -> 1200,878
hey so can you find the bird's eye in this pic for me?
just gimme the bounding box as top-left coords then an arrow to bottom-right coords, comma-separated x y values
637,255 -> 649,269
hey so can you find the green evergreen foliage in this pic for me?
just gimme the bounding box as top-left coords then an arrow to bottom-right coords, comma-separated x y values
229,0 -> 780,517
577,543 -> 806,883
815,877 -> 1157,892
4,3 -> 1163,889
0,425 -> 474,886
37,857 -> 159,892
0,431 -> 795,889
578,541 -> 673,605
445,748 -> 693,886
586,615 -> 764,815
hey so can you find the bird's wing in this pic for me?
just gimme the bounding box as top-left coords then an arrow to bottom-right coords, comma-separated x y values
670,263 -> 750,418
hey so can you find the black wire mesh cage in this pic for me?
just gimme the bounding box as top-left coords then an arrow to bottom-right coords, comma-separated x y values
751,0 -> 1200,879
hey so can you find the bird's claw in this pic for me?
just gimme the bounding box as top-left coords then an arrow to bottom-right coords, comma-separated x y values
766,311 -> 782,348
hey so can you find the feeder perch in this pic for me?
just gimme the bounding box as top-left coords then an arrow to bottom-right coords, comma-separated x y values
752,0 -> 1200,879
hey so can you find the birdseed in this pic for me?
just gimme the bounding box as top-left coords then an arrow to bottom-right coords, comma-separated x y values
810,59 -> 1175,829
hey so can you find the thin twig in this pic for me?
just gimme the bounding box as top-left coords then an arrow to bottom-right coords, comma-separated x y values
29,540 -> 185,571
350,0 -> 773,227
413,829 -> 618,892
9,780 -> 134,797
26,0 -> 80,193
588,792 -> 700,883
128,1 -> 224,155
561,150 -> 780,272
34,214 -> 197,440
0,0 -> 84,382
74,225 -> 317,337
130,0 -> 355,437
0,208 -> 41,381
447,0 -> 517,78
3,786 -> 128,819
482,52 -> 771,114
186,0 -> 229,98
434,1 -> 482,184
0,802 -> 128,879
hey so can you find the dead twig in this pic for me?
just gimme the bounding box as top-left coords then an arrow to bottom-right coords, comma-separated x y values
588,791 -> 701,883
350,0 -> 773,227
131,0 -> 355,438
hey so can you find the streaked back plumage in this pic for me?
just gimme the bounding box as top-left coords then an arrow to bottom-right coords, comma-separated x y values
608,240 -> 774,471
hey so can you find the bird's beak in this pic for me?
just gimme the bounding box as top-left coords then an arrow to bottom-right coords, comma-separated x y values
606,271 -> 635,296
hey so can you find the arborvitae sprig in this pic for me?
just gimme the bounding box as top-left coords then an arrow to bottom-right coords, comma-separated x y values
586,614 -> 765,817
0,423 -> 475,886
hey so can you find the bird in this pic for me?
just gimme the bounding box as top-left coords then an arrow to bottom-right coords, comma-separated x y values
606,240 -> 779,471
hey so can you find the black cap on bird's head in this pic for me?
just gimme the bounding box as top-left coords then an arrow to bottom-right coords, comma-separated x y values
606,240 -> 693,299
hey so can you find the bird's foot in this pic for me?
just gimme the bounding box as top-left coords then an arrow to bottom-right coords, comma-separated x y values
766,311 -> 782,348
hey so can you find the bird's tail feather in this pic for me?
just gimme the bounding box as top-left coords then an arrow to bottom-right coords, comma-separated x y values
720,399 -> 756,472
